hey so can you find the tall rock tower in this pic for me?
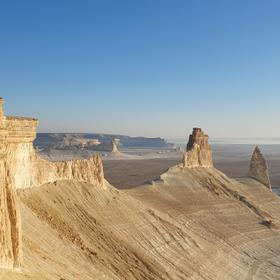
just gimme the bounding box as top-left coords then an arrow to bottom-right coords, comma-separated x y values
183,128 -> 213,168
249,146 -> 271,190
0,98 -> 22,268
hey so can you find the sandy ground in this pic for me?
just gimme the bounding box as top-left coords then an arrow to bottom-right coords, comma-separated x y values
103,144 -> 280,188
40,143 -> 280,188
103,158 -> 280,189
103,159 -> 181,188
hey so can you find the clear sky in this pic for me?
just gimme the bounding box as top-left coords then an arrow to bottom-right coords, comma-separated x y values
1,0 -> 279,139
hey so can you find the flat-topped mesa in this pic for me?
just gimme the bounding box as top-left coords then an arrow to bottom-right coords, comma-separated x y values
249,146 -> 271,190
183,128 -> 213,168
0,98 -> 104,269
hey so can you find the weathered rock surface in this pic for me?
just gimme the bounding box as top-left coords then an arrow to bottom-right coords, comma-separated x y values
0,162 -> 22,269
249,146 -> 271,190
2,164 -> 280,279
4,115 -> 104,190
183,128 -> 213,167
0,98 -> 104,269
0,98 -> 22,269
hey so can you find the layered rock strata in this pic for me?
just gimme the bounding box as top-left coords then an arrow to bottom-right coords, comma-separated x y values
249,146 -> 271,190
183,128 -> 213,168
0,97 -> 104,268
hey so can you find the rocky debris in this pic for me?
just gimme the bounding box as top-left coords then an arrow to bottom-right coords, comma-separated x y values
0,97 -> 105,268
249,146 -> 271,190
183,128 -> 213,168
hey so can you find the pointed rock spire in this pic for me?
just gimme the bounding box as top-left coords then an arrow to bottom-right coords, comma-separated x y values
111,139 -> 119,153
249,146 -> 271,190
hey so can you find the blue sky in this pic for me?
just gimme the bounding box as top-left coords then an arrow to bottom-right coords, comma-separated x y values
1,0 -> 279,138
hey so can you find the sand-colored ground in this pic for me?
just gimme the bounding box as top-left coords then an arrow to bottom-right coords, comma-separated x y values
2,165 -> 280,279
103,157 -> 280,189
103,158 -> 181,188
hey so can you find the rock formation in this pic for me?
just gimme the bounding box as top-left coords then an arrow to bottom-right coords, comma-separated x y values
5,117 -> 104,190
0,98 -> 22,268
183,128 -> 213,168
0,97 -> 104,268
111,139 -> 119,153
249,146 -> 271,190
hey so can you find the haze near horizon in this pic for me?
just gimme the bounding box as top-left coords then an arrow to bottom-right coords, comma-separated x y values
1,0 -> 279,138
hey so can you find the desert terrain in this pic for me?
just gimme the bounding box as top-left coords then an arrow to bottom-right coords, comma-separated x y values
1,100 -> 280,280
3,165 -> 280,279
35,134 -> 280,190
3,0 -> 280,279
103,144 -> 280,191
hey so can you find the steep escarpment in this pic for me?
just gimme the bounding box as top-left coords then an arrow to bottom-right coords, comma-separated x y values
0,99 -> 22,268
0,161 -> 22,269
0,98 -> 104,269
5,116 -> 103,190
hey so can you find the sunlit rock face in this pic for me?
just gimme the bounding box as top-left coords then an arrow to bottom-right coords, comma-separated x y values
0,97 -> 104,268
249,146 -> 271,190
5,117 -> 104,190
183,128 -> 213,168
0,99 -> 22,268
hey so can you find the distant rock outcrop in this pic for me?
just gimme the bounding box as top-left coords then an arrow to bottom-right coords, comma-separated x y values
183,128 -> 213,168
111,139 -> 119,153
249,146 -> 271,190
0,97 -> 104,268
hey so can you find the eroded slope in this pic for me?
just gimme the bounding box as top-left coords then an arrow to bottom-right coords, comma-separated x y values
1,165 -> 280,279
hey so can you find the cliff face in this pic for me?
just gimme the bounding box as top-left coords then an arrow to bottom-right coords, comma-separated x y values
0,101 -> 22,268
5,118 -> 104,190
0,162 -> 22,269
249,146 -> 271,190
0,98 -> 104,269
183,128 -> 213,168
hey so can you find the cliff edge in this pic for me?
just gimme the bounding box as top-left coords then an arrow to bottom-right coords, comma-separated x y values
0,97 -> 104,268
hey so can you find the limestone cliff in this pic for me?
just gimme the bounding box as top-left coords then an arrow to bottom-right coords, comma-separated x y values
183,128 -> 213,168
5,117 -> 104,190
0,97 -> 104,268
0,99 -> 22,268
249,146 -> 271,190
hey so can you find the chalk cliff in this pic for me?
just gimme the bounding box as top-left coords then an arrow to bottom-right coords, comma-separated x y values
183,128 -> 213,168
249,146 -> 271,190
0,98 -> 104,268
5,117 -> 104,190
